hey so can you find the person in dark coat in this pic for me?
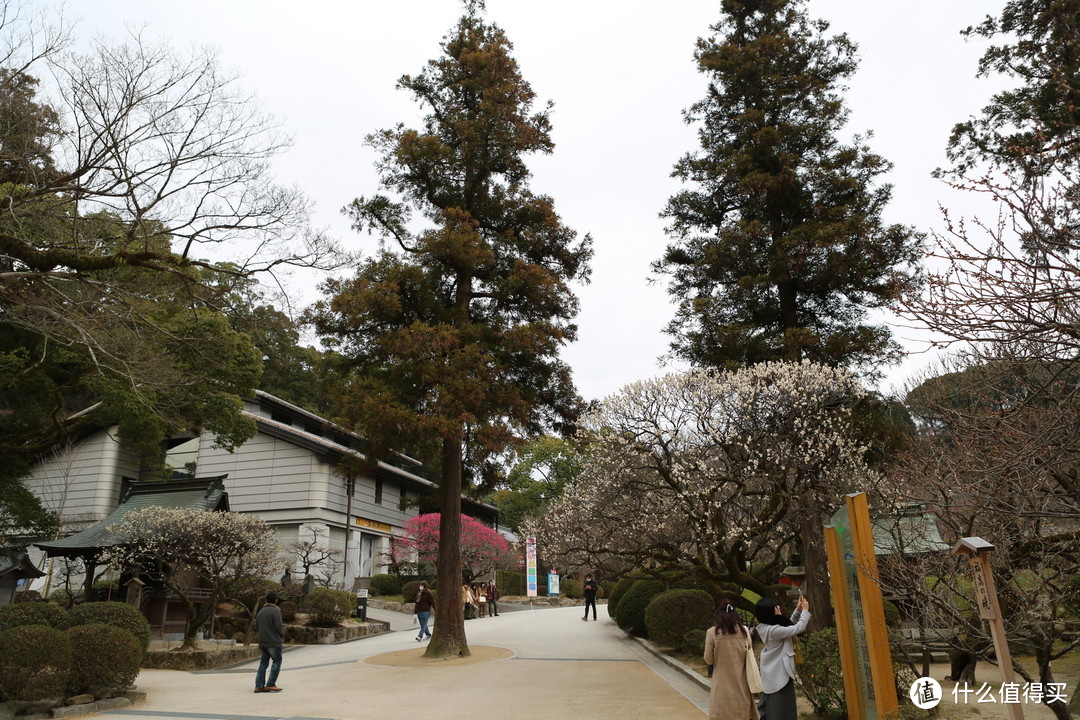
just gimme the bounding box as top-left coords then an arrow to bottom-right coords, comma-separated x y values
581,574 -> 599,621
254,592 -> 285,693
415,582 -> 434,642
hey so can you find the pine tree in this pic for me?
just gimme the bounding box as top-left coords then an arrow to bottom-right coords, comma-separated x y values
655,0 -> 921,377
945,0 -> 1080,178
310,4 -> 591,658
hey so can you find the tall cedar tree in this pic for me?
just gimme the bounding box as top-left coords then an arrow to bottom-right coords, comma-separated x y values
654,0 -> 921,629
655,0 -> 921,376
310,7 -> 591,658
945,0 -> 1080,179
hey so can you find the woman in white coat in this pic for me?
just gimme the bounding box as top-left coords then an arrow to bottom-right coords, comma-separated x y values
754,595 -> 811,720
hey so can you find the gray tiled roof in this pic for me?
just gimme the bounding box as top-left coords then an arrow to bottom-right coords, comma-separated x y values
35,476 -> 229,559
0,551 -> 46,579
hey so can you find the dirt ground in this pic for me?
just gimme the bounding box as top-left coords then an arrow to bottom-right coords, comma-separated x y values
365,644 -> 514,667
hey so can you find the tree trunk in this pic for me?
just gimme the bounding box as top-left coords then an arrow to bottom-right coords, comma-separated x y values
426,436 -> 469,658
799,511 -> 833,631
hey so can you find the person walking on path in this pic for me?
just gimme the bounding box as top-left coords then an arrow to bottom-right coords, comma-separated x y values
703,598 -> 758,720
414,582 -> 434,642
582,574 -> 598,621
487,580 -> 499,616
754,595 -> 811,720
254,592 -> 285,693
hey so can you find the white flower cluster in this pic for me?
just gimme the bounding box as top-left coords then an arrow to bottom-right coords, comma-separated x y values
529,361 -> 873,578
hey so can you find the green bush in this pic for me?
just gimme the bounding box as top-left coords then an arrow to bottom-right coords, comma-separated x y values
679,627 -> 707,655
279,601 -> 298,622
496,570 -> 524,597
303,588 -> 354,627
0,601 -> 67,631
67,602 -> 151,653
795,627 -> 915,720
49,588 -> 77,609
225,576 -> 279,614
67,624 -> 141,694
401,581 -> 423,605
644,589 -> 715,648
607,577 -> 638,620
795,628 -> 846,720
369,574 -> 401,596
0,625 -> 72,701
616,580 -> 666,636
560,579 -> 583,599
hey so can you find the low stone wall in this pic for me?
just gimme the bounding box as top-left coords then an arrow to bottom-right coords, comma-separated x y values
284,621 -> 389,645
143,647 -> 262,671
142,621 -> 390,669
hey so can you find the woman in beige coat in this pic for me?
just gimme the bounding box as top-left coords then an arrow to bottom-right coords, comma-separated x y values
703,598 -> 759,720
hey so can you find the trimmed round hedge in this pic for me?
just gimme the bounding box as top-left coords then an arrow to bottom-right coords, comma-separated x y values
606,577 -> 637,620
368,574 -> 401,596
401,581 -> 424,605
615,580 -> 666,636
0,625 -> 72,701
67,601 -> 151,653
560,579 -> 583,599
67,624 -> 141,694
644,589 -> 715,648
0,601 -> 67,631
303,587 -> 354,627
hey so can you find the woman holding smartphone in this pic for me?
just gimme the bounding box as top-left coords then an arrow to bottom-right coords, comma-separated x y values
754,595 -> 811,720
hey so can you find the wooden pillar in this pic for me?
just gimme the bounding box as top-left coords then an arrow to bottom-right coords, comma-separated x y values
847,492 -> 899,719
952,537 -> 1023,720
825,525 -> 866,720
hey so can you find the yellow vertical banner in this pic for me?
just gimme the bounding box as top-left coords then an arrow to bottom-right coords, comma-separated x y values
825,525 -> 865,720
846,492 -> 899,719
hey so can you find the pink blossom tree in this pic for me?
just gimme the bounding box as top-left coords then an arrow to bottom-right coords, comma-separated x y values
392,514 -> 508,583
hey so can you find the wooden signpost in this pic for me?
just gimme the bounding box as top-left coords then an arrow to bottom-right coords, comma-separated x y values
952,537 -> 1024,720
824,492 -> 899,720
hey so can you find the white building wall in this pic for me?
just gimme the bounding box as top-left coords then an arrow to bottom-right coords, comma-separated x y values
22,427 -> 140,526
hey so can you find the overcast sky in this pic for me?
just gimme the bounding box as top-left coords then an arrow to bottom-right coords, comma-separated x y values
52,1 -> 1010,404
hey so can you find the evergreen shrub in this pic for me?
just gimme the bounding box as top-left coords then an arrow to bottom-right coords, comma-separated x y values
279,601 -> 298,622
304,588 -> 353,627
561,579 -> 582,599
679,628 -> 707,655
67,601 -> 151,653
0,601 -> 67,631
0,625 -> 72,701
644,589 -> 715,647
369,574 -> 401,596
496,570 -> 524,596
615,580 -> 665,636
401,581 -> 423,604
67,624 -> 141,694
606,577 -> 637,620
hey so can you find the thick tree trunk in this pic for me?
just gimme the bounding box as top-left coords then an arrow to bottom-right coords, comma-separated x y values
799,511 -> 833,631
426,436 -> 469,658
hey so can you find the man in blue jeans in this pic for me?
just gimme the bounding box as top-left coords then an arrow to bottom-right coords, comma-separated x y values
254,592 -> 284,692
415,582 -> 434,642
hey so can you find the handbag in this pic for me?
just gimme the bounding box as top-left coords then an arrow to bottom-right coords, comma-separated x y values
744,627 -> 763,695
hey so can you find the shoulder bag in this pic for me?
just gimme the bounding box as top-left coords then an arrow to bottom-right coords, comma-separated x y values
744,626 -> 763,695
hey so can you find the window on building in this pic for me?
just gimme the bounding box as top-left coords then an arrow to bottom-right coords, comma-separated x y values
374,477 -> 383,505
164,436 -> 200,478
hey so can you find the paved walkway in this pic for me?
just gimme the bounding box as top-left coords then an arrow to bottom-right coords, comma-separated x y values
94,604 -> 708,720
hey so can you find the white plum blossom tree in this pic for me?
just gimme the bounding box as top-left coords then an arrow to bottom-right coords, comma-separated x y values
104,507 -> 281,650
528,361 -> 874,607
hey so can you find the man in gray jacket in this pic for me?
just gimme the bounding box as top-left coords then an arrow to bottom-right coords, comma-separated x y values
254,592 -> 285,693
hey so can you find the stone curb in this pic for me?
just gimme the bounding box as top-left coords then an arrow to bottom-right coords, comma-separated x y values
632,636 -> 710,691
